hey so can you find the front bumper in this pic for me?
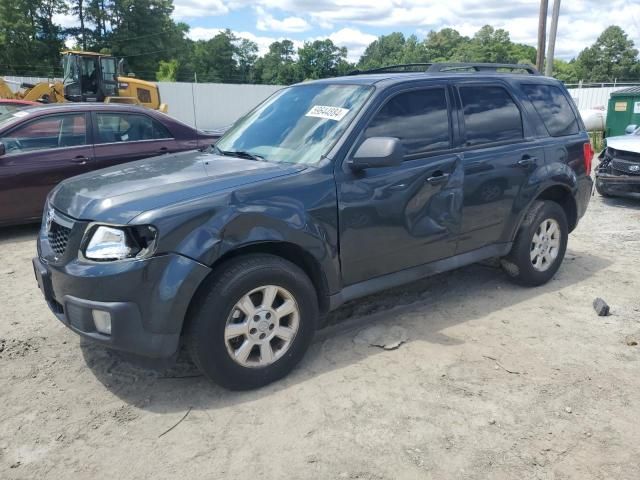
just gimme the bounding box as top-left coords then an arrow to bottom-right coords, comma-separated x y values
33,252 -> 211,359
595,172 -> 640,198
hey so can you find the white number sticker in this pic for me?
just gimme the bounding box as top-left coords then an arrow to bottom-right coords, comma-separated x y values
305,105 -> 350,121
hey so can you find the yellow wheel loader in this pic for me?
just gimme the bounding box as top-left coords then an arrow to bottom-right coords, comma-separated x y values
0,51 -> 167,112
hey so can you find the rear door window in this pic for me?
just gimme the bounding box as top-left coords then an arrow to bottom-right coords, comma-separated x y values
521,84 -> 580,137
364,88 -> 451,156
95,113 -> 172,144
459,85 -> 524,146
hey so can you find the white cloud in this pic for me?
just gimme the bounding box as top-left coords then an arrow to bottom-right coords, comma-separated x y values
255,7 -> 310,33
326,28 -> 377,62
173,0 -> 229,19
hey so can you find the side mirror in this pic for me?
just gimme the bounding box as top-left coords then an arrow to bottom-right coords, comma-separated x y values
349,137 -> 404,170
624,124 -> 638,135
0,143 -> 5,157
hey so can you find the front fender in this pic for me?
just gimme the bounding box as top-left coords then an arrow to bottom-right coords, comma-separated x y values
133,167 -> 341,295
216,203 -> 340,294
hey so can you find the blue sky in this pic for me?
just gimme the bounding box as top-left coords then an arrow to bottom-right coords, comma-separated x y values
60,1 -> 640,63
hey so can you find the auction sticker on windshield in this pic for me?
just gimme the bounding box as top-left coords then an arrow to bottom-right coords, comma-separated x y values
305,105 -> 350,121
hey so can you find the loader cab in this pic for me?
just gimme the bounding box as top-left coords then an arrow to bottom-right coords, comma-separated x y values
62,52 -> 118,103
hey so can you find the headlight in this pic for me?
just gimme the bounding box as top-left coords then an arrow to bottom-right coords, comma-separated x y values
83,225 -> 157,261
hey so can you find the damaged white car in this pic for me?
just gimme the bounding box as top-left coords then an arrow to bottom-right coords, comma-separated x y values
596,125 -> 640,198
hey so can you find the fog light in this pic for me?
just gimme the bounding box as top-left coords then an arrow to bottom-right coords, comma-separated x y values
92,310 -> 112,335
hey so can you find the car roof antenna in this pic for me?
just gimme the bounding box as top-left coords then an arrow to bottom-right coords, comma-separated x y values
191,73 -> 201,150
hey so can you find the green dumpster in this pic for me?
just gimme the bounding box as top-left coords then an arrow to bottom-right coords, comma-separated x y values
606,86 -> 640,137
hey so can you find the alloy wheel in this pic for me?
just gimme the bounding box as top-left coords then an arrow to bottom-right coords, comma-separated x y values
224,285 -> 300,368
530,218 -> 561,272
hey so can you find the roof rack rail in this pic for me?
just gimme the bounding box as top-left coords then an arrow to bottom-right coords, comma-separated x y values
427,62 -> 540,75
347,63 -> 434,75
348,62 -> 540,76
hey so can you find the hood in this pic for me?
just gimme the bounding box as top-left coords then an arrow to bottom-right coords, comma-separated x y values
50,150 -> 306,224
606,134 -> 640,154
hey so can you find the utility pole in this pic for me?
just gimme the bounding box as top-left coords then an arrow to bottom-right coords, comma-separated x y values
545,0 -> 561,76
536,0 -> 549,72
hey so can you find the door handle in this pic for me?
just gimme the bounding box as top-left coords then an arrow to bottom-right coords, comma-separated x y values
426,172 -> 450,185
70,155 -> 88,165
517,156 -> 537,168
159,147 -> 169,154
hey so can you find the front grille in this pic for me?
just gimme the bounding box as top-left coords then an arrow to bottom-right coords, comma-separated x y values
48,221 -> 71,256
612,158 -> 640,176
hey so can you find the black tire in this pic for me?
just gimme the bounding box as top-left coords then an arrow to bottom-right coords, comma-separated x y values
185,254 -> 318,390
501,200 -> 568,286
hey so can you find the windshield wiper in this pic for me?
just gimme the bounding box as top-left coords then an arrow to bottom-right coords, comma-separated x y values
215,146 -> 265,162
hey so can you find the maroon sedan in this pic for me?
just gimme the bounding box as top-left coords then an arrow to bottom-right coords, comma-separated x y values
0,103 -> 220,225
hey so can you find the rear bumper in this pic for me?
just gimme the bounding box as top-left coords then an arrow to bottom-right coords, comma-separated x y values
33,253 -> 211,358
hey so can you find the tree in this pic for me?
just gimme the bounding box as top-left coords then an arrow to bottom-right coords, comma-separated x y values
70,0 -> 87,50
358,32 -> 408,70
109,0 -> 188,80
574,26 -> 640,82
297,39 -> 350,80
552,59 -> 578,83
0,0 -> 66,76
190,29 -> 238,82
254,40 -> 300,84
156,58 -> 178,81
235,38 -> 258,83
86,0 -> 109,48
454,25 -> 512,63
423,28 -> 467,62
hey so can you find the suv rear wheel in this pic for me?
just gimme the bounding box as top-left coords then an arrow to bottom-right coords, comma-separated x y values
501,200 -> 568,286
186,254 -> 318,390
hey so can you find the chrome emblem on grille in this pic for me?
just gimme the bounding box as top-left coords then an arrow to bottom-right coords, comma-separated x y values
45,207 -> 55,233
630,165 -> 640,172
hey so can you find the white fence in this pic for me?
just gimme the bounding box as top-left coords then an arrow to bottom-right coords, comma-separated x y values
566,86 -> 635,110
157,82 -> 282,130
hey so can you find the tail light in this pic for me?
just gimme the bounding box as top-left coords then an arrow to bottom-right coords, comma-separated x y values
583,142 -> 594,175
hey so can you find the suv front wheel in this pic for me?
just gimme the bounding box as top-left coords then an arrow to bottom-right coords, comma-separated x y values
186,254 -> 318,390
501,200 -> 568,286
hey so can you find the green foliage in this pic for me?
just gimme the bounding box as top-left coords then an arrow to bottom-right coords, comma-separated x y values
0,0 -> 67,76
423,28 -> 467,62
552,59 -> 578,83
254,40 -> 301,85
574,26 -> 640,82
156,59 -> 179,81
297,39 -> 351,80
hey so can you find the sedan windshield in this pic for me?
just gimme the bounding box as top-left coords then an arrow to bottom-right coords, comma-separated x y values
0,109 -> 30,128
216,83 -> 373,165
0,104 -> 23,116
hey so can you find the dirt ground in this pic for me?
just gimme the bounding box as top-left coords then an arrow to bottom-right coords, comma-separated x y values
1,194 -> 639,480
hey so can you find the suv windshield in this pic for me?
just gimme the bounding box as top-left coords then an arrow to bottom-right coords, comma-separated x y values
216,83 -> 373,165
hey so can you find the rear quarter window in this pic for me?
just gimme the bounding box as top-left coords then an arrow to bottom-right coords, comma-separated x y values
521,84 -> 580,137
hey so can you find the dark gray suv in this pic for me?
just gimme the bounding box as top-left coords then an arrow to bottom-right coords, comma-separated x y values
33,63 -> 594,389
